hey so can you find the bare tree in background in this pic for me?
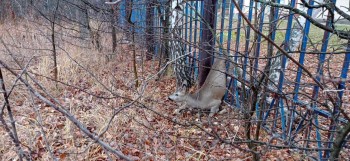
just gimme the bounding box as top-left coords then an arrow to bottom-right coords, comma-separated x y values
146,0 -> 155,60
50,0 -> 60,83
110,0 -> 118,53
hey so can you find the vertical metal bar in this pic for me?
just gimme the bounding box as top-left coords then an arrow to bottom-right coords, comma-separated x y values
253,4 -> 265,76
260,0 -> 280,130
143,2 -> 146,33
310,0 -> 336,159
189,2 -> 193,54
139,2 -> 142,33
289,0 -> 314,141
184,2 -> 190,66
270,0 -> 281,43
121,0 -> 126,27
185,2 -> 189,53
131,0 -> 136,31
277,0 -> 297,139
193,1 -> 199,78
338,45 -> 350,98
325,41 -> 350,159
219,0 -> 227,55
199,1 -> 204,44
254,0 -> 280,77
154,6 -> 158,56
314,115 -> 323,160
263,98 -> 275,123
157,5 -> 161,57
189,2 -> 194,79
232,0 -> 244,108
212,0 -> 219,50
273,101 -> 278,130
224,0 -> 235,102
312,1 -> 335,104
139,2 -> 142,37
234,0 -> 243,65
242,0 -> 254,81
226,0 -> 235,55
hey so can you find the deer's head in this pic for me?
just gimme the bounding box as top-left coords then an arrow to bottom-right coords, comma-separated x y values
168,81 -> 188,102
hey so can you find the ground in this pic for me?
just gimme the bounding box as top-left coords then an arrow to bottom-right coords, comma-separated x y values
0,20 -> 349,161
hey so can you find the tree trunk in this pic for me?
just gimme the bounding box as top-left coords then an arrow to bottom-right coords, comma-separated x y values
79,0 -> 94,49
330,121 -> 350,160
169,0 -> 193,90
164,3 -> 171,61
125,0 -> 133,33
146,0 -> 155,60
268,4 -> 306,91
51,22 -> 58,83
110,0 -> 117,53
125,0 -> 138,87
162,2 -> 172,76
198,0 -> 217,87
51,1 -> 60,85
0,68 -> 25,161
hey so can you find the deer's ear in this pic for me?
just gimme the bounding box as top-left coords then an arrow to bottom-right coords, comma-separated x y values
181,81 -> 188,89
180,81 -> 189,93
181,81 -> 188,90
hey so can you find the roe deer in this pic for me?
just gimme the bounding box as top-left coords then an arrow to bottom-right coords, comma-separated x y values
168,57 -> 227,117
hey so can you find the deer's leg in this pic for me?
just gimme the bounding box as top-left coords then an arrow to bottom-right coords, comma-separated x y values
209,100 -> 221,117
174,104 -> 187,115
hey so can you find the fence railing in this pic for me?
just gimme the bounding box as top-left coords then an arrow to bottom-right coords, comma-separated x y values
116,0 -> 350,159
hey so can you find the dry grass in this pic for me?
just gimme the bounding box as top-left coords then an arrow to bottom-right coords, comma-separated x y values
1,19 -> 349,161
0,20 -> 146,160
0,20 -> 246,160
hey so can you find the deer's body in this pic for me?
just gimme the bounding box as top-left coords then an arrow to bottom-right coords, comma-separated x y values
169,57 -> 227,117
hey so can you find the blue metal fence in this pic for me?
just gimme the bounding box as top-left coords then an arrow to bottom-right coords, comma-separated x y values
118,0 -> 146,33
117,0 -> 350,159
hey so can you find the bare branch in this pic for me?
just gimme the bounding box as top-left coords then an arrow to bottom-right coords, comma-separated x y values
255,0 -> 350,39
0,61 -> 133,161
